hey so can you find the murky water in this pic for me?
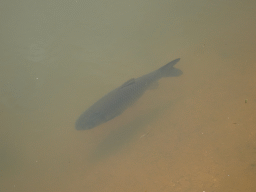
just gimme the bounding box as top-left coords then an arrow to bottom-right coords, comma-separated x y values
1,1 -> 256,192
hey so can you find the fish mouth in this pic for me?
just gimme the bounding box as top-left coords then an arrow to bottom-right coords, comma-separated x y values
75,121 -> 85,130
75,120 -> 96,130
75,125 -> 84,130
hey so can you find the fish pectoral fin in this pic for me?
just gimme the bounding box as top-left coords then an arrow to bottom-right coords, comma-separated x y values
119,78 -> 136,89
148,81 -> 159,89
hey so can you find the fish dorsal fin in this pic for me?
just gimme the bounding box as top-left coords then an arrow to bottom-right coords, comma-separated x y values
119,78 -> 135,89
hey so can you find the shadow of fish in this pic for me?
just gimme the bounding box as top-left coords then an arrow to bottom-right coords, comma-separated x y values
76,58 -> 182,130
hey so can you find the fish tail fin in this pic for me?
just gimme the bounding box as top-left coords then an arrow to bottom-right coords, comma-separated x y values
159,58 -> 182,77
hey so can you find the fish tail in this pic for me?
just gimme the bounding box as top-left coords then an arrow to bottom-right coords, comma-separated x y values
159,58 -> 182,77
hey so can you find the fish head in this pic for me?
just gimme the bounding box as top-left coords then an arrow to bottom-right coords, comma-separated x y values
75,111 -> 106,130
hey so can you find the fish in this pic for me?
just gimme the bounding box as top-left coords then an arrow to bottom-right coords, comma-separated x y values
76,58 -> 182,130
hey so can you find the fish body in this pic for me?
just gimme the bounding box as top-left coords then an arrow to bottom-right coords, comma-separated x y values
76,58 -> 182,130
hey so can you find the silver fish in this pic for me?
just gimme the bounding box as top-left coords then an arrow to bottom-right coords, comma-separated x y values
76,58 -> 182,130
